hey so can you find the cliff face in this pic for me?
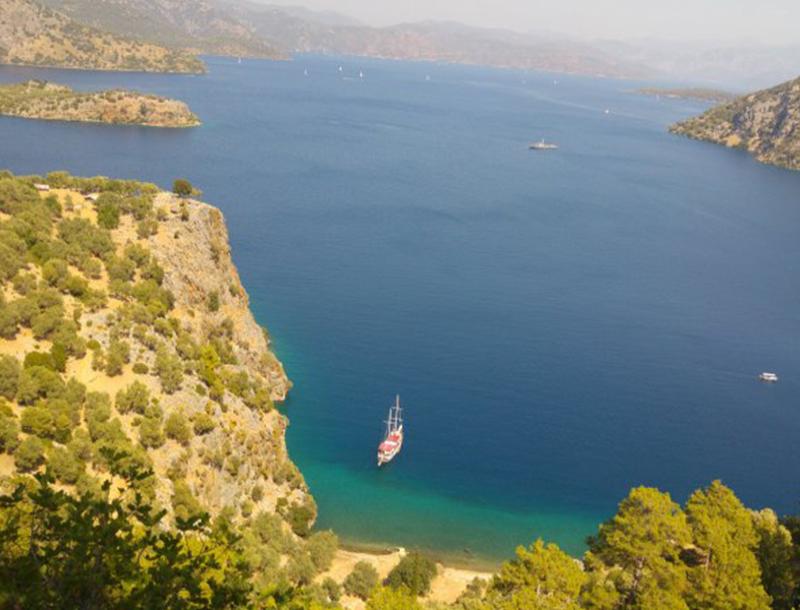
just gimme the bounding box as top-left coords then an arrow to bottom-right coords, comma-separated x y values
670,76 -> 800,171
0,173 -> 312,531
0,81 -> 200,128
0,0 -> 204,73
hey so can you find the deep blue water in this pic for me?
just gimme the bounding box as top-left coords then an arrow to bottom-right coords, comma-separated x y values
1,56 -> 799,562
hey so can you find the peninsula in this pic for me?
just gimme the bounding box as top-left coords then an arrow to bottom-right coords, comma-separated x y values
0,0 -> 204,73
636,87 -> 736,103
670,75 -> 800,171
0,81 -> 200,128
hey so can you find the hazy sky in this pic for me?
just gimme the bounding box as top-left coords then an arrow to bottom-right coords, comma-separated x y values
271,0 -> 800,44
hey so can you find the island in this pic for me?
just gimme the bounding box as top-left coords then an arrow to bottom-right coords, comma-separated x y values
0,0 -> 204,73
0,80 -> 201,128
670,75 -> 800,171
635,87 -> 736,103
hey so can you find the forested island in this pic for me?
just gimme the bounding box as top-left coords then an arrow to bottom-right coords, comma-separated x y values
0,80 -> 200,128
0,171 -> 798,609
636,87 -> 736,103
671,76 -> 800,171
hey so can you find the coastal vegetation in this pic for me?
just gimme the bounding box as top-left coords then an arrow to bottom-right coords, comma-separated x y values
0,170 -> 797,609
0,0 -> 204,74
670,76 -> 800,170
0,80 -> 200,128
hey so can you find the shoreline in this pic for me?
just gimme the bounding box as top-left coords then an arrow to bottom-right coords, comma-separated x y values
322,546 -> 494,608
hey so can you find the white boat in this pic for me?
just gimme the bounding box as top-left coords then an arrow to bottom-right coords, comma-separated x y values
529,139 -> 558,150
304,68 -> 308,77
759,372 -> 779,383
377,396 -> 404,467
359,70 -> 364,80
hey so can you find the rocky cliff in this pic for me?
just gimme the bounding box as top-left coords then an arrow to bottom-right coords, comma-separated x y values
0,81 -> 200,128
670,76 -> 800,171
0,171 -> 313,531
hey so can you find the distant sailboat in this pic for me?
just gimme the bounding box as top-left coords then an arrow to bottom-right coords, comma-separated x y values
338,65 -> 343,73
237,57 -> 242,64
359,70 -> 364,80
304,68 -> 309,77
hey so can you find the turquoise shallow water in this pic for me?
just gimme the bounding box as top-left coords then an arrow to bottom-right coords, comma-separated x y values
1,56 -> 799,562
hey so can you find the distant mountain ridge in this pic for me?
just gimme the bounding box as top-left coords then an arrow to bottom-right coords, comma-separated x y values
35,0 -> 650,78
0,0 -> 204,73
670,76 -> 800,171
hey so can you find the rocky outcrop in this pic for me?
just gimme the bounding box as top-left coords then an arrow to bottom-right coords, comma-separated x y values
0,81 -> 200,128
670,76 -> 800,171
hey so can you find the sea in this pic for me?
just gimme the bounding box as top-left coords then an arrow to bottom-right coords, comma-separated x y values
1,55 -> 799,564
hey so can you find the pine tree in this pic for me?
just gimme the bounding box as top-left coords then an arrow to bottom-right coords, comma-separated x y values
586,486 -> 692,609
685,481 -> 770,610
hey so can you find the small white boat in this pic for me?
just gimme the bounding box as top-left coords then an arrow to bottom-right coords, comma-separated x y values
304,68 -> 308,77
759,372 -> 779,383
338,65 -> 343,73
359,70 -> 364,80
529,139 -> 558,151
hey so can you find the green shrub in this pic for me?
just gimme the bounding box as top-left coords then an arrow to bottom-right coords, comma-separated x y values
306,530 -> 338,572
138,416 -> 164,449
105,340 -> 130,377
67,428 -> 92,462
0,355 -> 21,400
191,411 -> 215,435
96,200 -> 120,230
50,344 -> 67,373
23,351 -> 56,371
172,179 -> 194,197
41,259 -> 68,287
207,291 -> 220,313
11,272 -> 37,296
321,577 -> 341,603
84,391 -> 112,424
344,561 -> 380,600
48,446 -> 83,484
0,414 -> 20,453
20,405 -> 55,439
286,552 -> 316,587
172,479 -> 203,521
286,499 -> 316,538
115,381 -> 150,415
0,307 -> 19,339
16,366 -> 64,405
14,436 -> 46,472
385,551 -> 437,596
155,347 -> 183,394
132,362 -> 149,375
164,410 -> 191,445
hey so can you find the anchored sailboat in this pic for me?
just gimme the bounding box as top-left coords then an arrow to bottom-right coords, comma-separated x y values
377,395 -> 404,467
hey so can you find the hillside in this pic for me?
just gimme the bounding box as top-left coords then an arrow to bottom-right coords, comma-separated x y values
0,0 -> 204,73
671,76 -> 800,171
38,0 -> 647,78
0,80 -> 200,127
0,170 -> 315,531
36,0 -> 286,59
